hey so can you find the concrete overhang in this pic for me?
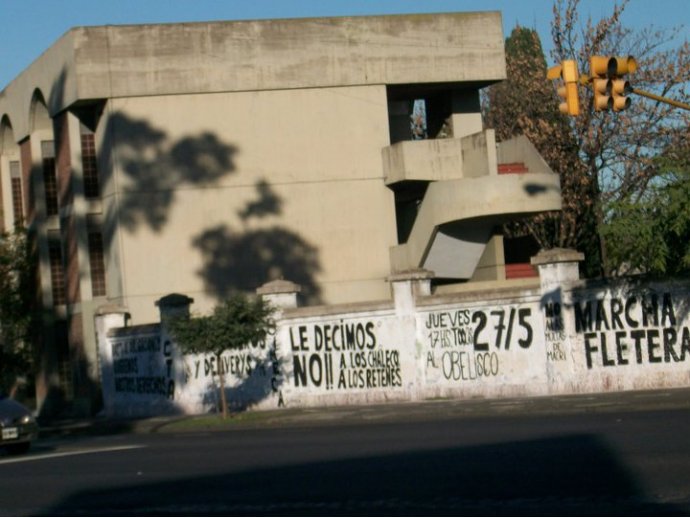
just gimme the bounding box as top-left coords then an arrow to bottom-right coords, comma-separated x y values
0,11 -> 506,141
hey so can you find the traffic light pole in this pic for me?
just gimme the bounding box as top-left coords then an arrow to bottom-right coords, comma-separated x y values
630,88 -> 690,112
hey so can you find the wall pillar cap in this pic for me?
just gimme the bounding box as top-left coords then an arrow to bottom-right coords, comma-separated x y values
531,248 -> 584,266
155,293 -> 195,308
95,304 -> 130,316
256,279 -> 301,295
387,269 -> 435,282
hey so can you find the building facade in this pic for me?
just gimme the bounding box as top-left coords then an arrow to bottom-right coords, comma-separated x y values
0,12 -> 561,415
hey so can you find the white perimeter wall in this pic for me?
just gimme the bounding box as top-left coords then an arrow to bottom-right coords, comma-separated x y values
98,264 -> 690,417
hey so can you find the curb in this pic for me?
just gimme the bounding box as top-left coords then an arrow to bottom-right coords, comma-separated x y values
35,387 -> 690,439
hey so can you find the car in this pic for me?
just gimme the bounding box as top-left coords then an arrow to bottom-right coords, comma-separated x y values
0,394 -> 39,454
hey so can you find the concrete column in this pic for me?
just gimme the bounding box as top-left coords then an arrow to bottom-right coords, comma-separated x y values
154,294 -> 194,410
94,304 -> 129,416
155,293 -> 195,322
388,269 -> 433,315
531,248 -> 584,390
256,280 -> 299,409
471,232 -> 506,282
531,248 -> 584,291
450,91 -> 483,139
387,269 -> 433,401
256,279 -> 301,310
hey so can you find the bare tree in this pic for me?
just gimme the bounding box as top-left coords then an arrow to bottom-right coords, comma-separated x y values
484,0 -> 690,277
551,0 -> 690,274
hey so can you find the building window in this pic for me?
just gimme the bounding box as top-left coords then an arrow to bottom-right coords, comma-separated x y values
88,230 -> 106,297
81,130 -> 100,199
9,161 -> 23,227
41,140 -> 58,216
48,235 -> 66,306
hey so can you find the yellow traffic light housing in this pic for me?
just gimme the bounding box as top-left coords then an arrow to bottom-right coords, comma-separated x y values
589,55 -> 637,112
610,56 -> 638,76
592,78 -> 612,111
610,78 -> 632,111
547,60 -> 580,116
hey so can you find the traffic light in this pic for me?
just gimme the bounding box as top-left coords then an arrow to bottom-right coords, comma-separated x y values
589,55 -> 637,112
547,59 -> 580,116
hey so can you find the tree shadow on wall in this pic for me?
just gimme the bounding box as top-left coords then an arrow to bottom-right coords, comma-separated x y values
100,112 -> 321,304
100,112 -> 238,234
193,180 -> 322,305
198,353 -> 286,413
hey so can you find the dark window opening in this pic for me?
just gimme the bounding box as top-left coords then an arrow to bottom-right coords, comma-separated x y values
48,235 -> 66,306
88,230 -> 106,297
9,161 -> 23,227
81,132 -> 100,199
72,102 -> 105,199
41,141 -> 58,217
504,234 -> 541,279
386,85 -> 460,144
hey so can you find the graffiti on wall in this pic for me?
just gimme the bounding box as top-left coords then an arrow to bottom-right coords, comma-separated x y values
185,349 -> 260,381
111,333 -> 175,399
421,305 -> 536,383
108,327 -> 285,412
543,301 -> 567,362
574,292 -> 690,369
185,336 -> 284,406
288,319 -> 403,391
99,279 -> 690,418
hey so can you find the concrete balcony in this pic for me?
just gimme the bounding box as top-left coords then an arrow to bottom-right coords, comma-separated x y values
383,130 -> 498,185
384,132 -> 562,280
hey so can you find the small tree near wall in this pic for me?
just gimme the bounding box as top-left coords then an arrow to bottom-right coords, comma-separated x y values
168,293 -> 274,418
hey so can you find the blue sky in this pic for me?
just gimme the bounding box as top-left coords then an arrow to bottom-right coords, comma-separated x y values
1,0 -> 687,90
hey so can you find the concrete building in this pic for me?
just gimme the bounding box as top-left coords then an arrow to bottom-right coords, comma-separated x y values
0,12 -> 561,415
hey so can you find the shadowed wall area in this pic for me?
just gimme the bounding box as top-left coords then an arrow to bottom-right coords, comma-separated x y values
193,179 -> 322,305
101,112 -> 238,233
100,111 -> 321,308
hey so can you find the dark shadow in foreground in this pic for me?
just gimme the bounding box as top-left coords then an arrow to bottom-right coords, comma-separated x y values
42,433 -> 685,516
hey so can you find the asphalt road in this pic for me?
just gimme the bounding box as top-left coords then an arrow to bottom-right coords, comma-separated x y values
2,404 -> 690,515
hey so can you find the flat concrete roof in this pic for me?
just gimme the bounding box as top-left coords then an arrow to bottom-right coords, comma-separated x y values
0,12 -> 505,141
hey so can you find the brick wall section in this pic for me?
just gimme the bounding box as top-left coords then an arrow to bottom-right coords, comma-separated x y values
55,113 -> 82,307
54,113 -> 73,207
55,112 -> 73,208
0,168 -> 4,232
497,162 -> 529,174
64,213 -> 82,305
19,139 -> 34,223
505,263 -> 539,279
